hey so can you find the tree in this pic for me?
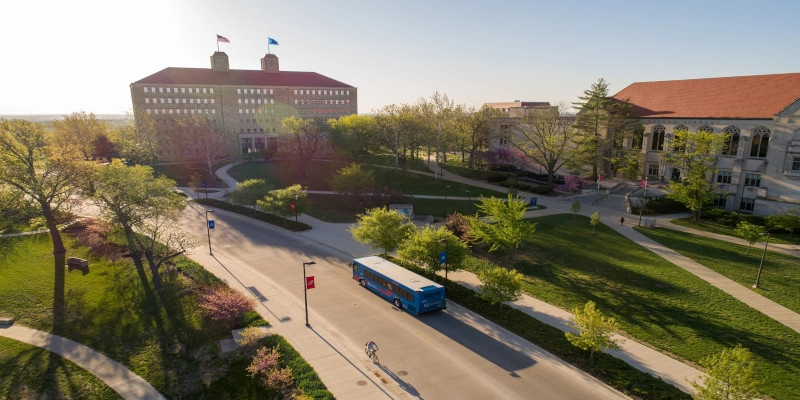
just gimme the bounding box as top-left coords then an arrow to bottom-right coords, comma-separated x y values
571,200 -> 581,223
279,116 -> 328,181
50,111 -> 107,160
116,110 -> 159,165
665,128 -> 727,222
476,266 -> 523,310
572,78 -> 612,178
257,184 -> 310,222
327,114 -> 376,162
349,207 -> 415,256
397,225 -> 468,279
690,344 -> 760,400
734,221 -> 765,255
161,114 -> 232,178
590,211 -> 601,234
198,286 -> 256,329
247,346 -> 294,391
0,184 -> 39,232
467,194 -> 537,259
329,163 -> 375,195
565,300 -> 621,364
230,179 -> 272,208
508,105 -> 588,190
0,119 -> 90,332
93,159 -> 191,290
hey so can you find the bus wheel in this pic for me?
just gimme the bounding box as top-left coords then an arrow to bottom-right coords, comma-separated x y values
393,298 -> 402,309
359,279 -> 366,288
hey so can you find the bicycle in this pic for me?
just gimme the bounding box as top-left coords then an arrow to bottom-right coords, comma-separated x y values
365,341 -> 379,363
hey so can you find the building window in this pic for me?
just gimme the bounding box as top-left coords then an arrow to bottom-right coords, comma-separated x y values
270,89 -> 274,95
744,173 -> 761,187
210,88 -> 214,94
145,98 -> 150,104
740,198 -> 755,213
159,87 -> 163,93
714,194 -> 727,208
647,163 -> 659,176
722,126 -> 740,155
651,125 -> 665,151
749,127 -> 770,158
143,87 -> 148,93
716,170 -> 732,184
792,157 -> 800,172
203,88 -> 207,94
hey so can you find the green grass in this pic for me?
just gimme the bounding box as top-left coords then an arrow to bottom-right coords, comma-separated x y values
0,232 -> 328,399
0,337 -> 121,399
670,218 -> 800,245
636,227 -> 800,314
494,214 -> 800,400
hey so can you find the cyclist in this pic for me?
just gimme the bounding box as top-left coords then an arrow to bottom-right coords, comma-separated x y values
365,340 -> 379,360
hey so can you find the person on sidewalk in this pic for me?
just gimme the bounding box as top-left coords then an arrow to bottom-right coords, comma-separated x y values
620,217 -> 625,226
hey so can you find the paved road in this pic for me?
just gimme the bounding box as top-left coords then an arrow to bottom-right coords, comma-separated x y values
182,202 -> 628,399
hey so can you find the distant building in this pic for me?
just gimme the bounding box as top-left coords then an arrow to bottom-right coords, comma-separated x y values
130,52 -> 357,159
482,100 -> 553,118
612,73 -> 800,215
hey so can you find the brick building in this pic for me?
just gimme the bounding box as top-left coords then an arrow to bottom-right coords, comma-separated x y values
130,51 -> 357,159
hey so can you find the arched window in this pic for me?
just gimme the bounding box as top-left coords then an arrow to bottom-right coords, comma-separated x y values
723,126 -> 740,156
672,125 -> 688,153
749,126 -> 770,158
633,124 -> 645,150
651,125 -> 665,151
697,125 -> 713,134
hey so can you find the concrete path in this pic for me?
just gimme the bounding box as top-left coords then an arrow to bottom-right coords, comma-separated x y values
0,325 -> 165,400
197,161 -> 800,395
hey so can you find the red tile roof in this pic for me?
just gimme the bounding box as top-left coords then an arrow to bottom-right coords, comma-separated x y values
612,73 -> 800,119
132,67 -> 354,88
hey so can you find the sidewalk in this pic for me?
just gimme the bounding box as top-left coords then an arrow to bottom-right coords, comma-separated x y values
211,162 -> 800,394
0,325 -> 165,400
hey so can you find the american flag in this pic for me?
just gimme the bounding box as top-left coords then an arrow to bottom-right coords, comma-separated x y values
216,34 -> 230,43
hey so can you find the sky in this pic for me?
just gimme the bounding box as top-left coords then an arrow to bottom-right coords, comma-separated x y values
2,0 -> 799,116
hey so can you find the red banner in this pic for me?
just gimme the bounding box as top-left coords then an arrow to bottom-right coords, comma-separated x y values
290,201 -> 296,210
306,276 -> 315,289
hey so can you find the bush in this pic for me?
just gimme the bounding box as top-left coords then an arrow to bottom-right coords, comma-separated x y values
486,173 -> 508,183
198,286 -> 256,329
643,197 -> 688,214
195,198 -> 311,232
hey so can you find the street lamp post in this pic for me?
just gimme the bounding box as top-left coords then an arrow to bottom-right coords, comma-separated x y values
205,210 -> 215,255
754,233 -> 770,289
444,185 -> 451,220
294,194 -> 298,223
638,178 -> 648,227
303,261 -> 316,326
437,238 -> 448,284
465,189 -> 471,215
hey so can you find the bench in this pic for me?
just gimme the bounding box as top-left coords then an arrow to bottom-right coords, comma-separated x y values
67,257 -> 89,272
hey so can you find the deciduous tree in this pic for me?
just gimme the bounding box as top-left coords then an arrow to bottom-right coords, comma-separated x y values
476,266 -> 523,309
51,111 -> 107,160
327,114 -> 376,162
690,344 -> 760,400
397,225 -> 468,279
665,128 -> 727,222
230,179 -> 272,208
330,163 -> 375,195
590,211 -> 601,234
565,300 -> 621,364
349,207 -> 415,256
0,119 -> 90,332
767,207 -> 800,237
198,286 -> 256,329
467,194 -> 537,259
734,221 -> 765,255
257,184 -> 310,222
571,200 -> 581,223
279,116 -> 327,182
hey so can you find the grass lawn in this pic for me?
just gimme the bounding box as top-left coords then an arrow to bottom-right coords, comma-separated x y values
0,337 -> 121,399
670,218 -> 800,245
0,232 -> 331,399
496,214 -> 800,400
636,226 -> 800,314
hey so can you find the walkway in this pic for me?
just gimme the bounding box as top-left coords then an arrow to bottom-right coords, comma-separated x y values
0,325 -> 165,400
201,162 -> 800,394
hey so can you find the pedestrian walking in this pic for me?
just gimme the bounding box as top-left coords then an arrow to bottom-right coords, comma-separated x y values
620,217 -> 625,226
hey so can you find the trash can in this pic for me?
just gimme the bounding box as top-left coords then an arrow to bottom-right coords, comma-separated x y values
529,198 -> 537,207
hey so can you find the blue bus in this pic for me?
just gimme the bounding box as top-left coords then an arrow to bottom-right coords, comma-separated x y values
352,256 -> 446,315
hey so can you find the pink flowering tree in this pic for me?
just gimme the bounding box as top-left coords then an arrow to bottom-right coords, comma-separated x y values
197,286 -> 255,329
247,346 -> 294,390
556,175 -> 593,194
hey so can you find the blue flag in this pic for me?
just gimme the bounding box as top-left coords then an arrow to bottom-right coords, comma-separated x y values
268,37 -> 279,45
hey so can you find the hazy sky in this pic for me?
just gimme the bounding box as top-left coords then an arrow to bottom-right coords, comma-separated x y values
3,0 -> 799,115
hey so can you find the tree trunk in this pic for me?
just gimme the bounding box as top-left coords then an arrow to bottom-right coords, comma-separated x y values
42,204 -> 66,335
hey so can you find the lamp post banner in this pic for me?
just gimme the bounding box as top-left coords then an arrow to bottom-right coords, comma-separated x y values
306,276 -> 315,289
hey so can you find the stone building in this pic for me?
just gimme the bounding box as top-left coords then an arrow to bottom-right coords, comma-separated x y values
130,51 -> 357,159
612,73 -> 800,215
